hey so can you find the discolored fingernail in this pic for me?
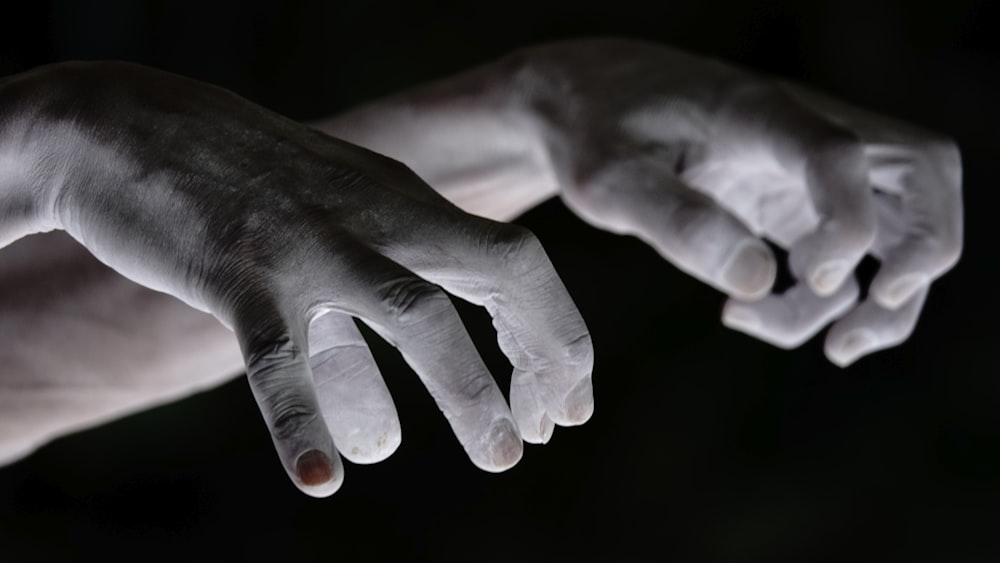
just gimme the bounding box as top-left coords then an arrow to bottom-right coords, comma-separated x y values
832,329 -> 877,367
879,273 -> 928,310
296,450 -> 334,486
722,304 -> 760,332
486,418 -> 523,470
810,259 -> 851,297
723,242 -> 776,300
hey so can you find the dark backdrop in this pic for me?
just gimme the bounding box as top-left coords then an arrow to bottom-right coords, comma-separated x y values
0,1 -> 997,561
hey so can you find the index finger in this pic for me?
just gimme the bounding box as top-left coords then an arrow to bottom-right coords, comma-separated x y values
728,86 -> 878,296
380,208 -> 595,443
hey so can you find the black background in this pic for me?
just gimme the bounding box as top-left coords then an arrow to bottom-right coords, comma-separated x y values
1,1 -> 998,561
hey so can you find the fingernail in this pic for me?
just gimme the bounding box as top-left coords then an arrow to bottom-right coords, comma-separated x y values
810,259 -> 851,297
834,330 -> 877,367
538,414 -> 555,445
296,450 -> 334,486
487,418 -> 523,469
563,377 -> 595,424
723,242 -> 776,299
722,305 -> 760,332
880,273 -> 928,309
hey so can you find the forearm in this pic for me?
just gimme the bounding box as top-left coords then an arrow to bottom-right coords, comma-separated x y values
0,69 -> 248,462
0,232 -> 243,463
309,52 -> 559,221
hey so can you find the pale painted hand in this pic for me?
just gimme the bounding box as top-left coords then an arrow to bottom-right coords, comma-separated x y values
521,40 -> 962,366
0,61 -> 593,496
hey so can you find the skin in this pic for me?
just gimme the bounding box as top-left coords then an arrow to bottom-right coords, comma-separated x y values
0,39 -> 962,496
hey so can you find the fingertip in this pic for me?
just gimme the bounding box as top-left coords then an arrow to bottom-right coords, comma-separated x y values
722,241 -> 777,300
294,449 -> 344,498
518,412 -> 554,445
472,418 -> 523,473
871,273 -> 929,311
722,302 -> 761,333
562,377 -> 595,426
825,328 -> 877,368
338,422 -> 403,465
510,379 -> 551,445
788,225 -> 868,299
538,414 -> 555,445
297,449 -> 334,486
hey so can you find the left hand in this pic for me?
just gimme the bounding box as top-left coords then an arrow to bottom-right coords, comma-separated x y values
514,39 -> 962,366
0,61 -> 594,495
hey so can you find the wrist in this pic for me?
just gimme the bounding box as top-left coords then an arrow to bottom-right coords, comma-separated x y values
0,65 -> 71,241
313,52 -> 561,221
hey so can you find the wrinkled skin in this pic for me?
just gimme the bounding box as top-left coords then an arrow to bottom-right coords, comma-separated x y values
0,39 -> 961,496
0,61 -> 594,497
323,39 -> 961,366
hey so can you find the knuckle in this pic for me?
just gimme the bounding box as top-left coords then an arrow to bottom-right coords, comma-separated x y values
906,222 -> 962,273
919,134 -> 962,180
455,376 -> 494,404
814,126 -> 864,155
482,223 -> 547,273
267,395 -> 319,441
570,170 -> 611,203
802,125 -> 865,174
485,223 -> 536,254
665,191 -> 717,241
245,334 -> 303,377
243,339 -> 320,442
567,159 -> 631,208
834,215 -> 877,252
383,157 -> 421,182
377,277 -> 451,327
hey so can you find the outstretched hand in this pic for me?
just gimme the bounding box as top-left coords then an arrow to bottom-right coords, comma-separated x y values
0,61 -> 593,496
520,39 -> 962,366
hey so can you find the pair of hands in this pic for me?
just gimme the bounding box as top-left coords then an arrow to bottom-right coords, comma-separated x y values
0,39 -> 961,496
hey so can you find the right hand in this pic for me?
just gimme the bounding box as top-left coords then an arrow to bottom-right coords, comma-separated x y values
0,61 -> 594,496
511,39 -> 962,366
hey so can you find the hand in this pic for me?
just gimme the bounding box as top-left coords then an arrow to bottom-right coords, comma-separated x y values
0,61 -> 593,496
518,39 -> 962,366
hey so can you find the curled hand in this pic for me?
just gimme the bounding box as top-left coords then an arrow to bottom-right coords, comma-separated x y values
0,61 -> 593,495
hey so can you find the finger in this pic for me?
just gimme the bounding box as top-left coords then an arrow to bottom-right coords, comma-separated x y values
233,293 -> 343,498
510,369 -> 555,445
761,96 -> 878,297
335,251 -> 522,472
381,214 -> 594,435
468,227 -> 594,431
307,309 -> 401,464
824,287 -> 929,368
722,277 -> 859,349
866,143 -> 963,309
563,155 -> 776,301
